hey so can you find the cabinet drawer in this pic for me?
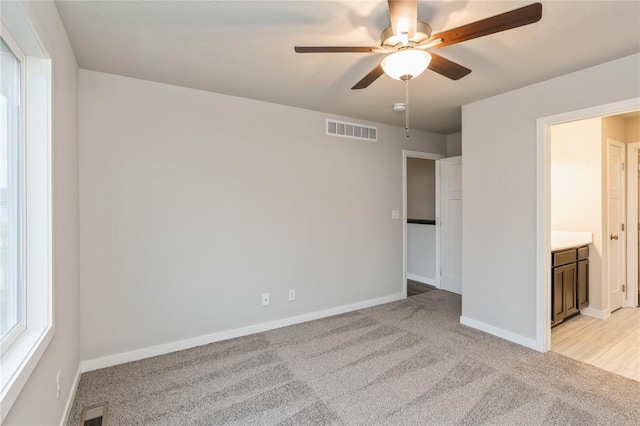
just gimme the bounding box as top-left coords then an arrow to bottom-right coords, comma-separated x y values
577,246 -> 589,261
553,249 -> 577,266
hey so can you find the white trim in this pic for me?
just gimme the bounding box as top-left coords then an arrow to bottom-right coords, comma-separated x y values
536,97 -> 640,353
59,364 -> 82,426
0,4 -> 54,421
580,307 -> 611,320
82,293 -> 404,372
626,142 -> 640,308
406,273 -> 436,286
0,327 -> 53,422
460,316 -> 539,350
402,150 -> 445,298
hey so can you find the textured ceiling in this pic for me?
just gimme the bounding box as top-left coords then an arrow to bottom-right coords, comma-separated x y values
55,1 -> 640,134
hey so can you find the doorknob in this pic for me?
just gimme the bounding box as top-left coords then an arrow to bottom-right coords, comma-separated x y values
610,234 -> 619,240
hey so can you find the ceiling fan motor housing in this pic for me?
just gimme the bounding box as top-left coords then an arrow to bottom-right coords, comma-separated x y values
380,21 -> 432,48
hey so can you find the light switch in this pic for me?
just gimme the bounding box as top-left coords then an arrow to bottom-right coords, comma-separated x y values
392,210 -> 400,220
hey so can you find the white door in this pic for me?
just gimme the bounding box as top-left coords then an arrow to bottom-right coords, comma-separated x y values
439,157 -> 462,294
608,139 -> 626,312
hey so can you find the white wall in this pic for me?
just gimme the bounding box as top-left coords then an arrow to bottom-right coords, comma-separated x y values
407,224 -> 436,283
3,1 -> 80,424
447,132 -> 462,157
79,70 -> 446,363
462,53 -> 640,343
550,118 -> 604,311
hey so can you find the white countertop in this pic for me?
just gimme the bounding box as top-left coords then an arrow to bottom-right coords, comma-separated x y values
551,231 -> 593,251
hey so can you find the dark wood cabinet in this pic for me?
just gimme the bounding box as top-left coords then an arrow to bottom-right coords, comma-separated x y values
577,259 -> 589,310
551,245 -> 589,326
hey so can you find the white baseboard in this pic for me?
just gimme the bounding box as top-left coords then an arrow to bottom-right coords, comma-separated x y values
580,307 -> 611,320
459,316 -> 539,351
82,293 -> 404,372
406,273 -> 436,286
59,363 -> 82,426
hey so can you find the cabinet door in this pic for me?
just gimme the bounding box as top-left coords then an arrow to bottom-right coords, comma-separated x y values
564,263 -> 579,317
552,267 -> 565,324
578,260 -> 589,310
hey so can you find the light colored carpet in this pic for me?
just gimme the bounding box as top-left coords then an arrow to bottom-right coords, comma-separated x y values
68,291 -> 640,425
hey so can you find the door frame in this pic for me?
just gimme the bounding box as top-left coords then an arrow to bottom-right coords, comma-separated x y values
535,97 -> 640,352
402,150 -> 445,298
626,142 -> 640,308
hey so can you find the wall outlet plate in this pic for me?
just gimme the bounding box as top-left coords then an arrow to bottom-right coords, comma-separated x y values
289,289 -> 296,301
261,293 -> 270,306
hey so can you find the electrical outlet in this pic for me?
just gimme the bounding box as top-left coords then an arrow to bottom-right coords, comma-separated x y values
289,289 -> 296,301
56,371 -> 61,399
392,210 -> 400,219
261,293 -> 270,306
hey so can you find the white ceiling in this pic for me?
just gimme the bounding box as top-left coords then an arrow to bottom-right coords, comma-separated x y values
55,1 -> 640,134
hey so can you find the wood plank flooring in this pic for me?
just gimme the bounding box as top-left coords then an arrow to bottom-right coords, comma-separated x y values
551,307 -> 640,381
407,280 -> 436,297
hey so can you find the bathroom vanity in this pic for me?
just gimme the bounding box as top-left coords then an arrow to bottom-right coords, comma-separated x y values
551,232 -> 592,327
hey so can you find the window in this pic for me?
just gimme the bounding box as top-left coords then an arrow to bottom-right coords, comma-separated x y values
0,4 -> 53,420
0,34 -> 25,356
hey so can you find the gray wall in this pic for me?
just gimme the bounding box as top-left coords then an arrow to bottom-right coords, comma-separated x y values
406,158 -> 435,220
79,70 -> 446,362
462,53 -> 640,342
447,132 -> 462,157
4,1 -> 80,424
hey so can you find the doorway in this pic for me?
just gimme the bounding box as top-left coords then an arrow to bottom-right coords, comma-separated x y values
539,100 -> 640,381
402,151 -> 443,298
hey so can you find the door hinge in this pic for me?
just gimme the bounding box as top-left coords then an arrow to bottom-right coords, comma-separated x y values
622,284 -> 626,292
621,223 -> 625,232
621,162 -> 625,171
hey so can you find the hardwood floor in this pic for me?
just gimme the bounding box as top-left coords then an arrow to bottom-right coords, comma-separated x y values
407,279 -> 436,297
551,307 -> 640,381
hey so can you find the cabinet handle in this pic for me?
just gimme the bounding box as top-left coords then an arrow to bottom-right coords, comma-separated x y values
610,234 -> 619,240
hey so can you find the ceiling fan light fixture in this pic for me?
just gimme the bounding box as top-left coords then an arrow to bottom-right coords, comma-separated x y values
381,49 -> 432,81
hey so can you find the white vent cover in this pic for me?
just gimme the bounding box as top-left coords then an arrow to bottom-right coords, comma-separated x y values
326,119 -> 377,141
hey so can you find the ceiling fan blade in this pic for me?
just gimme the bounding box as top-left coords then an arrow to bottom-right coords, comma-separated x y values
352,64 -> 385,90
388,0 -> 418,41
431,2 -> 542,49
295,46 -> 381,53
415,37 -> 443,50
428,53 -> 471,80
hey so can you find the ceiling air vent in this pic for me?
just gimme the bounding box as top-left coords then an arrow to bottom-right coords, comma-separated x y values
326,119 -> 377,142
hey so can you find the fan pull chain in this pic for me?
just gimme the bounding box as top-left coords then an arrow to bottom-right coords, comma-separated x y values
405,78 -> 410,138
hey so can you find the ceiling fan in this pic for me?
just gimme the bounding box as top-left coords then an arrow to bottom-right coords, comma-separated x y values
294,1 -> 543,89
